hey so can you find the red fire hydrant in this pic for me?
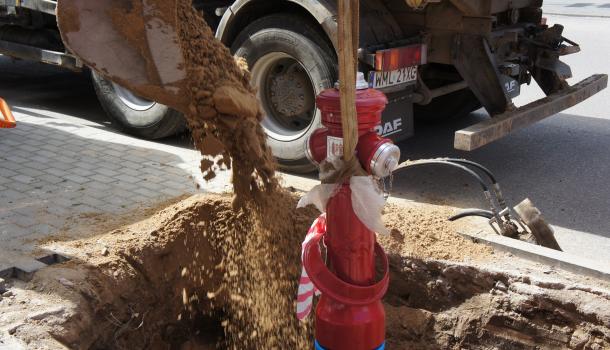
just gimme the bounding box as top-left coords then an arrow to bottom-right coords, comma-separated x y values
302,73 -> 400,350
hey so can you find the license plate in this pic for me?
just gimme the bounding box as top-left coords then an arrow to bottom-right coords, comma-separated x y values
369,66 -> 418,89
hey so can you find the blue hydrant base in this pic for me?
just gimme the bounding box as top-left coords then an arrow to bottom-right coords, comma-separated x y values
314,340 -> 385,350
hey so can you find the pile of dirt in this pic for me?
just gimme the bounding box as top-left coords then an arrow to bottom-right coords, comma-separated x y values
379,203 -> 493,261
59,3 -> 302,346
39,193 -> 317,349
10,194 -> 608,349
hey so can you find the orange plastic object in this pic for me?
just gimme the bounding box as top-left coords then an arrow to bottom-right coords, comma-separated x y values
0,98 -> 16,128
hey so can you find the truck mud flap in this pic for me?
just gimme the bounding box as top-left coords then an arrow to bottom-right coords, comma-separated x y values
454,74 -> 608,151
380,90 -> 414,143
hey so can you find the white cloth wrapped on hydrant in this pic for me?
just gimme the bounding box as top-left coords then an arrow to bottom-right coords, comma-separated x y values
297,175 -> 389,236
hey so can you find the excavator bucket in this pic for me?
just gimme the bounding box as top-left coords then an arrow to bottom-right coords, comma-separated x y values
56,0 -> 190,114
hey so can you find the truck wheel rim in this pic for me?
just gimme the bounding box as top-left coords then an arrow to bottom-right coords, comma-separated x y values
251,52 -> 316,141
112,82 -> 156,111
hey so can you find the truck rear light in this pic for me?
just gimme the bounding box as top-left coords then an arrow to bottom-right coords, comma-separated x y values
374,44 -> 427,71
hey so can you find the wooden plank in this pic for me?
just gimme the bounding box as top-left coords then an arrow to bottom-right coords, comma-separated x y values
337,0 -> 359,162
454,74 -> 608,151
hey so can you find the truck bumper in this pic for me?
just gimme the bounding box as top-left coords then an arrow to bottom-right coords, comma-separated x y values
454,74 -> 608,151
0,40 -> 82,71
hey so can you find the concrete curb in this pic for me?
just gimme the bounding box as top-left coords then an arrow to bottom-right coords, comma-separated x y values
459,230 -> 610,282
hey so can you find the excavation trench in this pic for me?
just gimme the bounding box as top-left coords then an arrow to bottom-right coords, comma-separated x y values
27,194 -> 609,350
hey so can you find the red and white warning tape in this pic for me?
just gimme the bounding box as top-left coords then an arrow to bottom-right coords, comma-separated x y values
296,214 -> 326,321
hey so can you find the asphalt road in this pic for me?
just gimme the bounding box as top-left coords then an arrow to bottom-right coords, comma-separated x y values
0,12 -> 608,264
544,0 -> 610,17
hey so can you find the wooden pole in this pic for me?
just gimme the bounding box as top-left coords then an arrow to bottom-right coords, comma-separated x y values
337,0 -> 360,164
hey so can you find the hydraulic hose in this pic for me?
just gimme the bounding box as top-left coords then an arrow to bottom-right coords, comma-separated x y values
440,158 -> 497,184
392,160 -> 502,222
440,158 -> 508,212
392,160 -> 489,192
448,209 -> 495,221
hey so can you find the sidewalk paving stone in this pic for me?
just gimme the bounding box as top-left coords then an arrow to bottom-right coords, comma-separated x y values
2,161 -> 24,171
0,168 -> 19,178
12,175 -> 37,185
0,111 -> 206,272
4,156 -> 29,164
63,174 -> 91,185
18,167 -> 45,178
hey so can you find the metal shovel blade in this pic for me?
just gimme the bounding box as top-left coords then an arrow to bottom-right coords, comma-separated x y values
514,198 -> 562,251
56,0 -> 190,113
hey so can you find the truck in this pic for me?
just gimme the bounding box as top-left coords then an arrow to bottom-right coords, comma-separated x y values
0,0 -> 606,172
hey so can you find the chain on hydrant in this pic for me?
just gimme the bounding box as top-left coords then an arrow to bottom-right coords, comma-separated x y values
300,73 -> 400,350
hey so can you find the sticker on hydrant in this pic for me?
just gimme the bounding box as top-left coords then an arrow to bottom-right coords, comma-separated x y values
326,136 -> 343,158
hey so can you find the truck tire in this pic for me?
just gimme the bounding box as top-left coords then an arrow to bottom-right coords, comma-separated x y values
231,14 -> 337,173
91,71 -> 185,139
414,88 -> 481,122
